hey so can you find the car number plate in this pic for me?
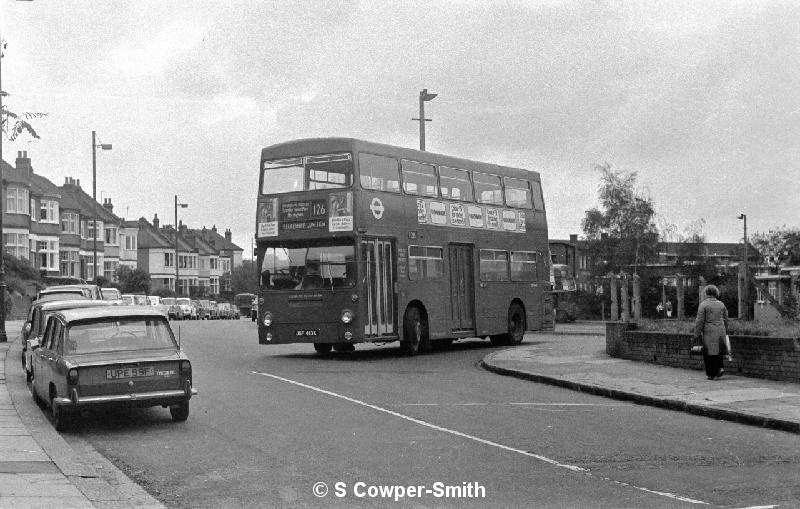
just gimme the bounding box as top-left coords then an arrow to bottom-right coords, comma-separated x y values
295,329 -> 320,337
106,366 -> 155,379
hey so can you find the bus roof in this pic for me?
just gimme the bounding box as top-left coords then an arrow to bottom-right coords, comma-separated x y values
260,138 -> 541,182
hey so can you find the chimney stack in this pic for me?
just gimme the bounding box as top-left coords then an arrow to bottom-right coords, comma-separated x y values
569,234 -> 578,243
225,228 -> 232,243
102,198 -> 114,213
15,151 -> 32,177
153,213 -> 160,228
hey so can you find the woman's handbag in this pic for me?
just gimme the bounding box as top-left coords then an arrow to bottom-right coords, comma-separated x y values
689,345 -> 705,356
723,335 -> 732,361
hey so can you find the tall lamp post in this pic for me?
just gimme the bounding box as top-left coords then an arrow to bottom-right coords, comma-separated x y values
174,195 -> 187,295
738,213 -> 749,320
92,131 -> 111,282
412,88 -> 437,151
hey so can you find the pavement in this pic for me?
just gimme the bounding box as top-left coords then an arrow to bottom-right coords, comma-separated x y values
0,320 -> 798,508
483,321 -> 800,434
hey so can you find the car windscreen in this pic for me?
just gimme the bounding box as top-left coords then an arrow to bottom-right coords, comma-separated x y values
65,317 -> 176,354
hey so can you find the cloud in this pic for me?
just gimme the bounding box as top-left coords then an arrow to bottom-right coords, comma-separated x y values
110,17 -> 211,78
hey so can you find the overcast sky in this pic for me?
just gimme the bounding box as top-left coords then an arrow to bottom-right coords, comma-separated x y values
3,0 -> 798,254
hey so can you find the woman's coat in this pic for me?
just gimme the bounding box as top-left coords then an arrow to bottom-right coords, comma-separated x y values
693,297 -> 729,355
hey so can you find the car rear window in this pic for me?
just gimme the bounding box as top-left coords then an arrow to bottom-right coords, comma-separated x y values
66,317 -> 176,354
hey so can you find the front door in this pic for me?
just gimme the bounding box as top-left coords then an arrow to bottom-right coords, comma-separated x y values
361,238 -> 396,337
448,244 -> 475,332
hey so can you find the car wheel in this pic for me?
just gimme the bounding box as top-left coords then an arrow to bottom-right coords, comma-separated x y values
170,400 -> 190,422
51,393 -> 72,431
32,381 -> 46,409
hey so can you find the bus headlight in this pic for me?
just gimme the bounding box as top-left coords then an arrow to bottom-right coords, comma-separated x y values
341,309 -> 354,324
263,312 -> 273,327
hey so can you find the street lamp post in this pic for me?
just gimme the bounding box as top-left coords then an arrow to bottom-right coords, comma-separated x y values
174,195 -> 187,296
92,131 -> 111,283
738,213 -> 749,320
412,88 -> 437,151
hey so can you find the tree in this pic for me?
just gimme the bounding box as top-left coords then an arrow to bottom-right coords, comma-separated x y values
581,163 -> 659,275
115,266 -> 151,294
230,260 -> 258,295
750,226 -> 800,268
1,40 -> 46,141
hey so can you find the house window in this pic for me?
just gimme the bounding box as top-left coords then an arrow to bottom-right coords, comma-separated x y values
124,233 -> 137,250
60,250 -> 79,277
210,257 -> 218,270
164,252 -> 174,268
105,226 -> 118,245
35,239 -> 59,271
39,200 -> 59,223
3,231 -> 29,259
6,187 -> 29,214
61,212 -> 79,234
104,260 -> 118,281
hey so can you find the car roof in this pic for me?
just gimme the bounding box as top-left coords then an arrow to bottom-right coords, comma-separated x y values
34,300 -> 112,312
34,293 -> 90,304
55,306 -> 168,323
41,284 -> 97,292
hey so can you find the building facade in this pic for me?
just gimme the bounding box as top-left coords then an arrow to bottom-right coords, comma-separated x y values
2,152 -> 243,295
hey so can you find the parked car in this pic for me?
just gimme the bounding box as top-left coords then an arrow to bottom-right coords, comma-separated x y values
36,284 -> 102,302
217,303 -> 232,319
197,300 -> 212,320
120,294 -> 149,306
100,288 -> 122,302
207,300 -> 220,320
176,298 -> 195,320
147,296 -> 170,317
29,306 -> 198,431
161,297 -> 182,320
20,299 -> 112,382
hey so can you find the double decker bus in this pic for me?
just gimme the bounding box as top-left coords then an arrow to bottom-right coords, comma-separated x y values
255,138 -> 553,355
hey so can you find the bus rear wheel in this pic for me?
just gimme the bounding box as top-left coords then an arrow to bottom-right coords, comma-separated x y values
490,303 -> 526,346
314,343 -> 333,354
400,306 -> 429,356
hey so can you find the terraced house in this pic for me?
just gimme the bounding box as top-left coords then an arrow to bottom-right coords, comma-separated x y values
1,152 -> 243,294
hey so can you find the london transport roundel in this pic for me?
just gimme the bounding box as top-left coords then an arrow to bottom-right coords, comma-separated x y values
370,197 -> 385,219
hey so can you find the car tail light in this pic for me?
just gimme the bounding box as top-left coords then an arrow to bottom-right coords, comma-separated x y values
180,361 -> 192,378
67,368 -> 79,385
341,309 -> 354,324
263,312 -> 273,327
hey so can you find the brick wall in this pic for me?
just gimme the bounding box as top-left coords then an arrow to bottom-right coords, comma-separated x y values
606,321 -> 800,383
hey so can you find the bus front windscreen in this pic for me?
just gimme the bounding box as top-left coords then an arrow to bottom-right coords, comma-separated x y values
261,240 -> 356,291
262,153 -> 353,194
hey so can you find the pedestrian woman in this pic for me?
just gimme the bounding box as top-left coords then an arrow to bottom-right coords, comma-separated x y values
693,284 -> 730,380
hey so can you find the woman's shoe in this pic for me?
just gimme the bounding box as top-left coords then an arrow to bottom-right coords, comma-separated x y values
716,369 -> 724,378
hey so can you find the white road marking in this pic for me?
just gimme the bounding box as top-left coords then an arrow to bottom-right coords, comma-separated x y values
392,402 -> 624,407
252,370 -> 710,505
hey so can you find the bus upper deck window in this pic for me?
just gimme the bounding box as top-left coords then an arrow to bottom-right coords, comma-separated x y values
439,166 -> 473,202
504,178 -> 533,209
401,160 -> 437,197
474,172 -> 503,206
359,153 -> 400,193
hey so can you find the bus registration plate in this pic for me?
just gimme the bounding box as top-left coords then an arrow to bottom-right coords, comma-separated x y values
295,329 -> 320,337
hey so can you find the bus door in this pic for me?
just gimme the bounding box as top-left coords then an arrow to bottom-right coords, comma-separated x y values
361,238 -> 396,337
448,244 -> 475,332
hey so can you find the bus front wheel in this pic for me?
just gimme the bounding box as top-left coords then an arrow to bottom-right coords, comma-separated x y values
400,306 -> 429,356
314,343 -> 333,354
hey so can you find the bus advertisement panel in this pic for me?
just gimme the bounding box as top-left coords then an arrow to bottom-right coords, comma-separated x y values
255,138 -> 553,355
